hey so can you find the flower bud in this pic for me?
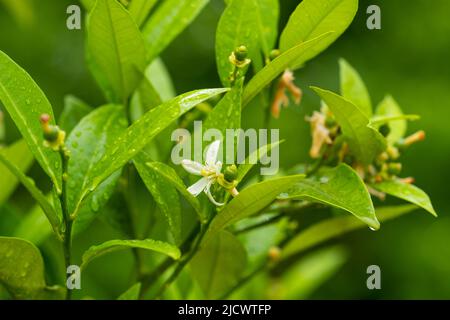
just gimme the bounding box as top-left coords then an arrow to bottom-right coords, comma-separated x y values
269,49 -> 280,60
224,164 -> 238,183
387,162 -> 402,175
234,45 -> 248,61
40,114 -> 66,150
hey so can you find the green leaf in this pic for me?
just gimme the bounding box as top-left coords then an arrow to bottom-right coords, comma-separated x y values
243,33 -> 333,106
280,205 -> 418,261
67,105 -> 127,232
0,50 -> 62,192
146,58 -> 176,101
374,95 -> 409,144
372,180 -> 437,217
215,0 -> 260,86
84,88 -> 228,200
0,237 -> 64,299
252,0 -> 279,57
370,114 -> 420,127
236,140 -> 283,183
339,58 -> 372,118
130,74 -> 162,122
87,0 -> 146,103
128,0 -> 157,27
0,140 -> 34,204
279,0 -> 358,68
191,230 -> 247,299
13,203 -> 53,245
142,0 -> 209,63
134,156 -> 182,244
80,0 -> 95,11
271,246 -> 348,299
145,161 -> 203,221
203,77 -> 243,155
59,95 -> 92,134
279,164 -> 379,230
117,282 -> 141,300
82,239 -> 181,270
0,152 -> 61,237
203,175 -> 305,243
311,86 -> 386,164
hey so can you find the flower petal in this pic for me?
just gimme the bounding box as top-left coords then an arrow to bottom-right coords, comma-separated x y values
205,140 -> 221,167
187,177 -> 209,196
182,159 -> 204,175
205,181 -> 224,206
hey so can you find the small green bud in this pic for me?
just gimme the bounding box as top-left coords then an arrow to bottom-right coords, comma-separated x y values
386,146 -> 400,160
379,124 -> 391,137
387,162 -> 402,175
224,164 -> 238,182
269,49 -> 280,60
234,45 -> 248,61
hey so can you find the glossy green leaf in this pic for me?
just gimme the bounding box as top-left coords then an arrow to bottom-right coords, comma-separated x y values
67,105 -> 127,232
279,0 -> 358,67
215,0 -> 260,86
374,95 -> 408,144
191,230 -> 247,299
87,0 -> 146,103
0,237 -> 64,299
339,58 -> 372,118
128,0 -> 157,27
252,0 -> 279,57
0,50 -> 62,192
372,180 -> 437,217
82,239 -> 181,270
280,205 -> 418,261
143,0 -> 209,63
311,87 -> 386,164
243,33 -> 333,106
84,88 -> 228,200
145,161 -> 203,220
59,95 -> 92,134
0,140 -> 34,204
203,77 -> 243,154
117,282 -> 141,300
203,175 -> 305,243
279,164 -> 379,230
0,152 -> 61,236
134,155 -> 182,244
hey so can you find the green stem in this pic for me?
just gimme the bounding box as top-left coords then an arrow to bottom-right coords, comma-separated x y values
59,146 -> 73,300
138,223 -> 201,299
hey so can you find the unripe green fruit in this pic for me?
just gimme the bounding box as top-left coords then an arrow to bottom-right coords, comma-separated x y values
43,126 -> 60,142
234,46 -> 248,61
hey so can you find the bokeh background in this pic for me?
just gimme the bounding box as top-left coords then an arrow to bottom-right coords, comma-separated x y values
0,0 -> 449,299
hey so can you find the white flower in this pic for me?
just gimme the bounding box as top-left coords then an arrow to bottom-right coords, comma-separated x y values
181,140 -> 224,206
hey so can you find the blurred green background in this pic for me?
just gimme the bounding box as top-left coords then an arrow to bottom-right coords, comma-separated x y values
0,0 -> 449,299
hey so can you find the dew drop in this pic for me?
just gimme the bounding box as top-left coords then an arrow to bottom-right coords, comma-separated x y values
369,227 -> 377,231
90,196 -> 100,212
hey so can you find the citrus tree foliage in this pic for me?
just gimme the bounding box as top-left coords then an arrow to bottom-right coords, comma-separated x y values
0,0 -> 435,300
